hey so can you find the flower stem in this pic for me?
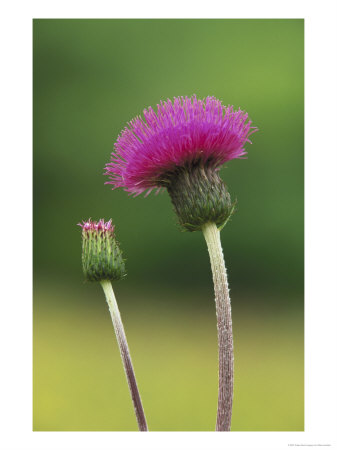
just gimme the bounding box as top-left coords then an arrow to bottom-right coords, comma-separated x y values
202,222 -> 234,432
100,280 -> 148,431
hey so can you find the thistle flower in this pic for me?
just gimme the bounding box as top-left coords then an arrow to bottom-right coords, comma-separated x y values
78,219 -> 147,431
105,95 -> 255,196
105,95 -> 256,231
104,95 -> 257,431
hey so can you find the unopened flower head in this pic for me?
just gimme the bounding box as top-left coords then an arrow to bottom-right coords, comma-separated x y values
105,95 -> 257,231
78,219 -> 126,282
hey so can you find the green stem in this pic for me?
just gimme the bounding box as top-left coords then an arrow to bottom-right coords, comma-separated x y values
100,280 -> 148,431
202,222 -> 234,431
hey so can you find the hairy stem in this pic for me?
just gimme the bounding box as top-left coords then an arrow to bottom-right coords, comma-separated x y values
202,222 -> 234,431
100,280 -> 148,431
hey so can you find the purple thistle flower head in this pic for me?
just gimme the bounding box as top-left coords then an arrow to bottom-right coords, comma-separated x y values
105,95 -> 257,196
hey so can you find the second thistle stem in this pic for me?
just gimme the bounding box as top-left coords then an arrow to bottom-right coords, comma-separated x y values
202,222 -> 234,432
100,280 -> 148,431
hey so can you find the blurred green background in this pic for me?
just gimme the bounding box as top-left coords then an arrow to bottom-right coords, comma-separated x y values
33,19 -> 304,431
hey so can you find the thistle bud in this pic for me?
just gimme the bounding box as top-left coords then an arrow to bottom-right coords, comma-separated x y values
78,219 -> 126,282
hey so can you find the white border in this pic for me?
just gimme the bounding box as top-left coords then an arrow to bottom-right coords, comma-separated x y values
1,1 -> 337,449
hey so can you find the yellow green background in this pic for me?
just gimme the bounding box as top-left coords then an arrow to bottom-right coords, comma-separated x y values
33,19 -> 304,431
